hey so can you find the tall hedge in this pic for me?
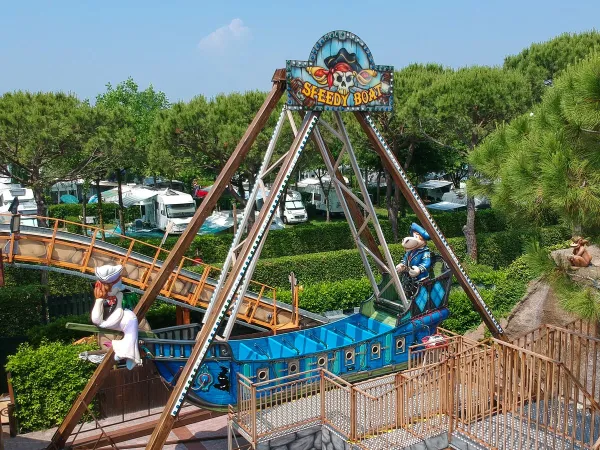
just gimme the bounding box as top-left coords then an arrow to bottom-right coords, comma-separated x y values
102,209 -> 508,264
217,226 -> 570,288
6,341 -> 97,432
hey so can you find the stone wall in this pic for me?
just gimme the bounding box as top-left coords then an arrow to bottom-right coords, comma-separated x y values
256,426 -> 322,450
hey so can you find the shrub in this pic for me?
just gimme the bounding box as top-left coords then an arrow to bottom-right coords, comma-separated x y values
6,341 -> 97,432
26,315 -> 92,346
239,226 -> 571,288
0,286 -> 44,337
276,278 -> 373,313
146,302 -> 177,329
64,216 -> 82,234
48,203 -> 119,221
442,287 -> 496,334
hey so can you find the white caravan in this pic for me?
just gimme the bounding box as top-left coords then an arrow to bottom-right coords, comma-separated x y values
296,176 -> 345,215
103,186 -> 196,234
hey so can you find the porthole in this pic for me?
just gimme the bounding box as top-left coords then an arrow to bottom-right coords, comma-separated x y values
257,368 -> 269,382
345,349 -> 355,366
288,359 -> 299,374
317,355 -> 327,367
395,337 -> 406,354
371,343 -> 381,360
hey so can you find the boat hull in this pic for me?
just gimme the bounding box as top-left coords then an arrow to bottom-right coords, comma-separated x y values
150,308 -> 448,408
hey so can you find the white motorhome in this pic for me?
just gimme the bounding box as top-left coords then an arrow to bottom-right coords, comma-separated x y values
296,176 -> 345,215
103,186 -> 196,234
281,190 -> 308,224
155,189 -> 196,233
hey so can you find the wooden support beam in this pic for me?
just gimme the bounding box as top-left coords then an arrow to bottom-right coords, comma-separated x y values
355,112 -> 506,340
47,71 -> 287,450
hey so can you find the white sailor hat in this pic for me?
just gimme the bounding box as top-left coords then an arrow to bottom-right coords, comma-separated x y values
95,264 -> 123,284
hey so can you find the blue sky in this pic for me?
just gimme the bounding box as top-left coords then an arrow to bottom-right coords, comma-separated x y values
1,0 -> 598,103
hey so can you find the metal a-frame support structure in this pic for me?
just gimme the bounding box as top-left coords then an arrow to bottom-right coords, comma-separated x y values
142,113 -> 506,449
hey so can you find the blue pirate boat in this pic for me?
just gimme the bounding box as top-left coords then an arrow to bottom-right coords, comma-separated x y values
144,255 -> 452,410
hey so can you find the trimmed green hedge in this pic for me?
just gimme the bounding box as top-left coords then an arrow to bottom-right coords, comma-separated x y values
48,203 -> 119,220
0,286 -> 44,337
276,278 -> 373,313
6,341 -> 97,432
2,267 -> 90,297
217,226 -> 570,288
102,209 -> 508,264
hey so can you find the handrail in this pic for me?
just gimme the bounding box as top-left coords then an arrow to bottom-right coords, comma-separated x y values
0,214 -> 274,295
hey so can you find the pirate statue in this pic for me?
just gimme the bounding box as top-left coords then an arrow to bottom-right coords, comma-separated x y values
396,223 -> 432,282
91,264 -> 142,370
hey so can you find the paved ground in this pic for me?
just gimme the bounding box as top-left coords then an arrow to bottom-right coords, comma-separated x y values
1,412 -> 241,450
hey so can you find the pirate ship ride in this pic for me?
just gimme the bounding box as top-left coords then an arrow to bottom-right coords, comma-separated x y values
133,31 -> 501,410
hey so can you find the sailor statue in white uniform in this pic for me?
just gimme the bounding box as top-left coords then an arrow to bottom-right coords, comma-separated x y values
91,264 -> 142,370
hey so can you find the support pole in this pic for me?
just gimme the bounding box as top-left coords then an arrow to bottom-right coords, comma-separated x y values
355,112 -> 506,340
47,70 -> 287,450
144,111 -> 320,450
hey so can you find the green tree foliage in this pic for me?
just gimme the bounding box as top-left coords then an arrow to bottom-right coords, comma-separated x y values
95,78 -> 169,233
471,55 -> 600,233
405,67 -> 532,260
5,341 -> 97,432
504,31 -> 600,102
0,92 -> 94,219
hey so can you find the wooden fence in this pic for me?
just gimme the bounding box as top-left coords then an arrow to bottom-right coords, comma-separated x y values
233,334 -> 600,449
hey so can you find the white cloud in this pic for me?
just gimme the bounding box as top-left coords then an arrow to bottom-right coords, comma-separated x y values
198,18 -> 251,51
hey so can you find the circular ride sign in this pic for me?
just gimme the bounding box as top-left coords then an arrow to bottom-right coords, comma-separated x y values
286,30 -> 394,112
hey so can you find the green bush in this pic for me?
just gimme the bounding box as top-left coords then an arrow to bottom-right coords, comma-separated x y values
101,209 -> 510,265
26,315 -> 92,346
48,203 -> 119,221
0,286 -> 44,337
6,341 -> 97,432
442,287 -> 495,334
146,302 -> 177,329
235,226 -> 571,288
64,216 -> 82,234
277,278 -> 373,313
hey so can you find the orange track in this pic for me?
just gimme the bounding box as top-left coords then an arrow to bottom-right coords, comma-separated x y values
0,216 -> 304,332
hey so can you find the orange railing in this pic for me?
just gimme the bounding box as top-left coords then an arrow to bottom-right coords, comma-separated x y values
0,215 -> 299,332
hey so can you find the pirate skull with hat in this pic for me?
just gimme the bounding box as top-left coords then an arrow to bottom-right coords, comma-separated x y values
396,223 -> 432,282
91,264 -> 141,370
307,48 -> 378,96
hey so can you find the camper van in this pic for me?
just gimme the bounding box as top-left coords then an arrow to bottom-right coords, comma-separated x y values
282,190 -> 308,224
155,189 -> 196,233
103,186 -> 196,234
296,176 -> 344,215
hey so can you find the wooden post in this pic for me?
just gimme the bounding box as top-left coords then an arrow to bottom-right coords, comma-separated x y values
320,370 -> 326,422
349,386 -> 357,441
354,112 -> 506,340
394,372 -> 404,428
47,71 -> 287,450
